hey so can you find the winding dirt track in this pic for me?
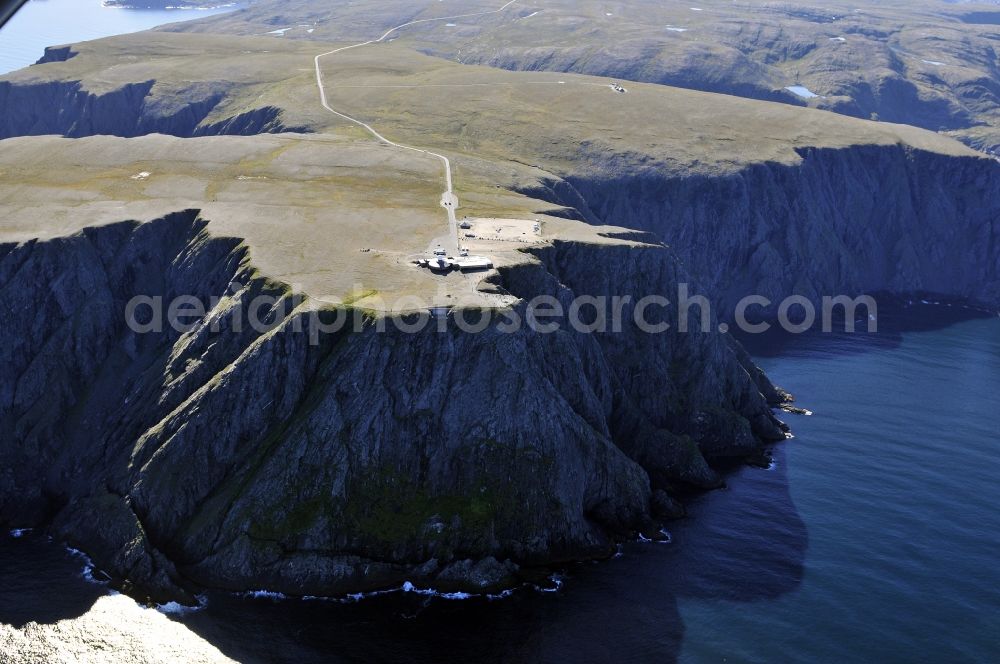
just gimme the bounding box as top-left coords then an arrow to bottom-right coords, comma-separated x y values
313,0 -> 522,253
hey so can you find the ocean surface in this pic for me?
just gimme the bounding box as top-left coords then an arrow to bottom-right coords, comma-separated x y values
1,303 -> 998,662
0,0 -> 235,75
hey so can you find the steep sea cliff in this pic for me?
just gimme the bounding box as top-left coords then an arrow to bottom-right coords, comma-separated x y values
0,211 -> 786,601
522,145 -> 1000,316
0,77 -> 299,138
0,45 -> 304,138
5,131 -> 998,600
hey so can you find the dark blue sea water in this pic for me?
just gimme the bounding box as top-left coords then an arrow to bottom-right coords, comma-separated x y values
2,303 -> 998,662
680,304 -> 1000,662
0,0 -> 235,75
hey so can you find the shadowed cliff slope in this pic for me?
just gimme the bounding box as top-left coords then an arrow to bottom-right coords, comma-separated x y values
0,78 -> 295,138
0,33 -> 325,139
0,211 -> 785,600
522,145 -> 1000,316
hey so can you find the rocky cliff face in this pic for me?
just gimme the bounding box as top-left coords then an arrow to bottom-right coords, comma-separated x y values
521,145 -> 1000,316
0,212 -> 785,601
0,78 -> 302,139
35,46 -> 76,66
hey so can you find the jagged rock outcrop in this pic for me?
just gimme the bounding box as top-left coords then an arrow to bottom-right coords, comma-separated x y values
0,212 -> 785,601
521,145 -> 1000,316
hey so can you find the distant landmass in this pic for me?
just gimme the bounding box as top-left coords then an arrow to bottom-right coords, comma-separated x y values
168,0 -> 1000,155
102,1 -> 232,9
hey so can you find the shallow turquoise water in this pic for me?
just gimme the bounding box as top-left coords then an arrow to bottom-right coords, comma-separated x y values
0,0 -> 235,75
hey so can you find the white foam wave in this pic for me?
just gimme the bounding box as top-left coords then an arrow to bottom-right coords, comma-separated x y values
242,589 -> 288,600
65,546 -> 108,586
156,596 -> 208,615
536,573 -> 565,593
486,588 -> 516,600
238,573 -> 571,605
